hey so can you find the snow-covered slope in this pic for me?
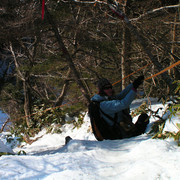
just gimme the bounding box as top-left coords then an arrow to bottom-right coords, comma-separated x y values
0,99 -> 180,180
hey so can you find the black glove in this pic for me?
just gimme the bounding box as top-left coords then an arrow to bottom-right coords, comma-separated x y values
133,75 -> 144,89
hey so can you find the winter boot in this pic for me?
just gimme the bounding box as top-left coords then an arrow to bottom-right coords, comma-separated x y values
135,113 -> 149,135
65,136 -> 72,145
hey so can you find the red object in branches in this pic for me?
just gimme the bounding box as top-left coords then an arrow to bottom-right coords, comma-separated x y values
42,0 -> 45,20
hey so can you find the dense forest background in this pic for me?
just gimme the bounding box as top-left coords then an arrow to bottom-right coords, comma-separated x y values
0,0 -> 179,135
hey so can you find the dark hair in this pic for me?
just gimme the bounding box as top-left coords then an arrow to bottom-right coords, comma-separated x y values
98,78 -> 111,89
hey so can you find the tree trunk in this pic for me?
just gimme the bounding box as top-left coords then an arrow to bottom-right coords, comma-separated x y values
45,5 -> 90,104
121,27 -> 132,89
123,17 -> 173,86
23,76 -> 32,128
170,13 -> 179,80
121,0 -> 131,89
10,42 -> 32,128
121,26 -> 126,90
54,69 -> 71,107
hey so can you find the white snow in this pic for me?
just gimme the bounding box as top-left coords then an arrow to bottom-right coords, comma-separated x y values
0,99 -> 180,180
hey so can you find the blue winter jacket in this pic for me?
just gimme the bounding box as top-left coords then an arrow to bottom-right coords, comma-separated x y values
91,84 -> 136,126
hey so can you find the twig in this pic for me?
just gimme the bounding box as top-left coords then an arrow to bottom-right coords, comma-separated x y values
0,118 -> 10,132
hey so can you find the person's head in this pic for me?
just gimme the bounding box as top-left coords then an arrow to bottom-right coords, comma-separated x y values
98,78 -> 113,97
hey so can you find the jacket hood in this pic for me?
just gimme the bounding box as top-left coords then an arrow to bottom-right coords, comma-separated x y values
91,94 -> 107,102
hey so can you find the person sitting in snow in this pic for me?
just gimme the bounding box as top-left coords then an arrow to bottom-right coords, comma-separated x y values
90,75 -> 149,140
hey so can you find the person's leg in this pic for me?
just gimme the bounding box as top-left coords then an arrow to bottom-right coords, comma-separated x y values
134,113 -> 149,135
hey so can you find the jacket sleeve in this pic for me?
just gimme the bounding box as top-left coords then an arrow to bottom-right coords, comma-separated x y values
115,84 -> 133,100
100,89 -> 136,114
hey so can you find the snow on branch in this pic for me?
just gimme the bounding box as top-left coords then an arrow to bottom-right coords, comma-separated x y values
71,0 -> 107,5
130,4 -> 180,21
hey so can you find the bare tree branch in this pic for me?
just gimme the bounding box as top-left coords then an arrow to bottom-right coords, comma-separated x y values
130,4 -> 180,21
9,42 -> 25,81
0,118 -> 9,133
